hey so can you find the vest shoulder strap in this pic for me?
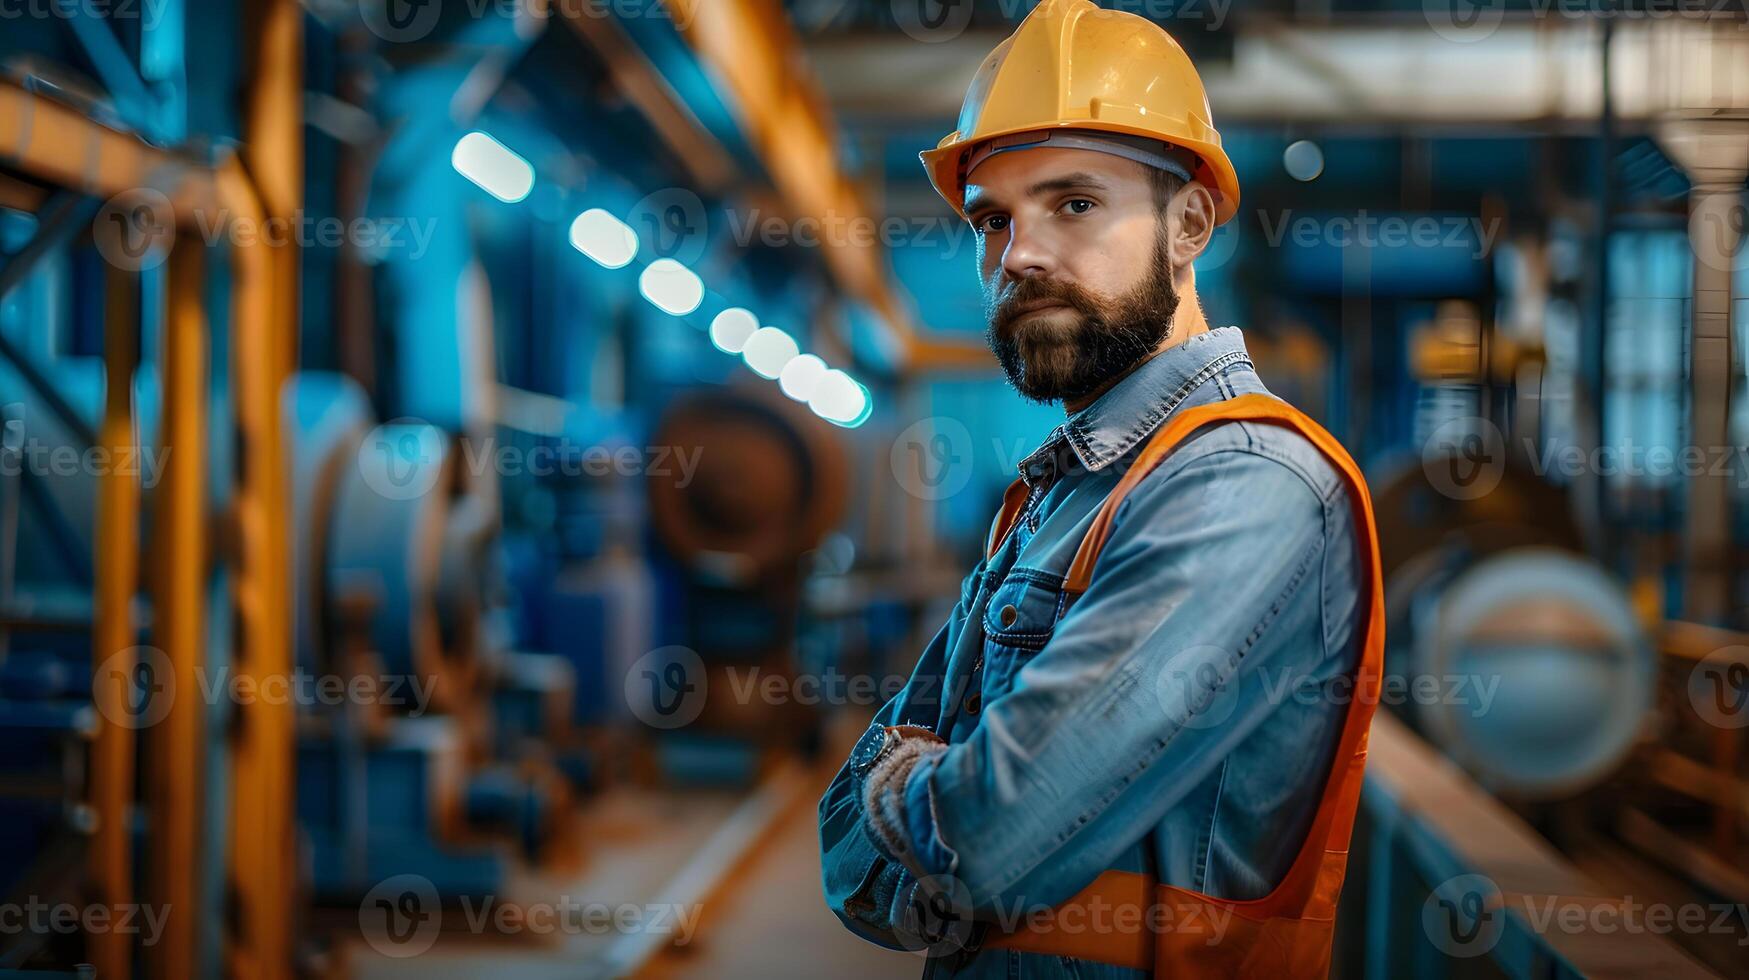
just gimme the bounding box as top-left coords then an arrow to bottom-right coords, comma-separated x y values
1065,393 -> 1347,594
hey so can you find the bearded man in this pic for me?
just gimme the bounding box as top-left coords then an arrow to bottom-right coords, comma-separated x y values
820,3 -> 1384,978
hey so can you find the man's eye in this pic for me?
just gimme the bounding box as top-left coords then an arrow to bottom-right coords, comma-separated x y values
977,215 -> 1010,233
1063,199 -> 1095,215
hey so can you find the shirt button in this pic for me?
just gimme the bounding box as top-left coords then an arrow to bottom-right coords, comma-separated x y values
999,604 -> 1018,628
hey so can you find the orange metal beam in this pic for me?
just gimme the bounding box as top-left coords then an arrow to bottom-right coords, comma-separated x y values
559,10 -> 740,196
217,152 -> 292,980
0,56 -> 306,980
224,1 -> 301,975
661,0 -> 989,375
89,254 -> 142,980
0,81 -> 217,212
146,238 -> 209,980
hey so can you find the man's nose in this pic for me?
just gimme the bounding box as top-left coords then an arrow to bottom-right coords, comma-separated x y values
1001,224 -> 1056,281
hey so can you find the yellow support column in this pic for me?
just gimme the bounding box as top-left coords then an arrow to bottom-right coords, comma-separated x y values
90,257 -> 141,980
147,239 -> 210,979
226,0 -> 301,974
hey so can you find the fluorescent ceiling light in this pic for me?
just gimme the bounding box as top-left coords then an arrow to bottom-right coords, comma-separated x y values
569,209 -> 639,268
451,131 -> 535,203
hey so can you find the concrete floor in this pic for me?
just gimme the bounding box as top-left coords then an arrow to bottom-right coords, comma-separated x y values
346,745 -> 915,979
638,765 -> 916,980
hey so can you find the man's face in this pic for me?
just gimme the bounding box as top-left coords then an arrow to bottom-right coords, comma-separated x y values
967,147 -> 1180,405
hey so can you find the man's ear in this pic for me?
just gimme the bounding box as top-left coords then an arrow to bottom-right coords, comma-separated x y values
1165,181 -> 1217,269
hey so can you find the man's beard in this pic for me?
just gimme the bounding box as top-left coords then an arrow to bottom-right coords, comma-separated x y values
984,236 -> 1179,405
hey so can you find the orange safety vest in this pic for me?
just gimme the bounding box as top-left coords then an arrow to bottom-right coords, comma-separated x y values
977,393 -> 1384,978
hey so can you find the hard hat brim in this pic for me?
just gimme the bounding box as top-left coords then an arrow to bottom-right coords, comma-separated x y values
922,121 -> 1240,227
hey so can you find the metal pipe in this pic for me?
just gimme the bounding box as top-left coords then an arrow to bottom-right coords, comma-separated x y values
145,236 -> 208,980
88,251 -> 141,980
217,151 -> 291,980
0,81 -> 214,210
223,0 -> 302,974
1589,16 -> 1614,564
0,191 -> 97,302
1655,115 -> 1749,623
55,0 -> 163,140
0,330 -> 98,450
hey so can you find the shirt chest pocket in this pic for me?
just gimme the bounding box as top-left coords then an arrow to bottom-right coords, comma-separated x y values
978,572 -> 1068,696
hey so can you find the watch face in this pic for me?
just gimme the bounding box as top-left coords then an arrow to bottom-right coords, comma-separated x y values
849,724 -> 888,777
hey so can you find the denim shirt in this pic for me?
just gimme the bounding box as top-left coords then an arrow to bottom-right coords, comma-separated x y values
818,327 -> 1365,978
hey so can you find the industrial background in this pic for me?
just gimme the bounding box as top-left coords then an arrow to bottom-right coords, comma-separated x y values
0,0 -> 1745,977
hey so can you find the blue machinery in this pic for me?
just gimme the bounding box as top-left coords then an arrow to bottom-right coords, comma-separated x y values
0,5 -> 302,971
285,371 -> 579,898
0,1 -> 894,975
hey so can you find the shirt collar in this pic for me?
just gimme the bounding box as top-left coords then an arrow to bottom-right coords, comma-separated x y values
1017,326 -> 1253,487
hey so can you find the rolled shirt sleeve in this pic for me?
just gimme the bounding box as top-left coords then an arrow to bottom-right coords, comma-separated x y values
819,563 -> 981,945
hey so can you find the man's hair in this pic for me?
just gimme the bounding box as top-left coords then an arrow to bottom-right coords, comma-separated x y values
1147,166 -> 1185,214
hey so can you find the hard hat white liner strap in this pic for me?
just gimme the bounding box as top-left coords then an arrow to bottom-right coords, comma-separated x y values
963,129 -> 1198,186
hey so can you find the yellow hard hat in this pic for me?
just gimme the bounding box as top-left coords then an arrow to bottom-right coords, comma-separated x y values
921,0 -> 1240,225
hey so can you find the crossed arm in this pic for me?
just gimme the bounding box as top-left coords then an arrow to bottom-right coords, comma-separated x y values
819,448 -> 1343,942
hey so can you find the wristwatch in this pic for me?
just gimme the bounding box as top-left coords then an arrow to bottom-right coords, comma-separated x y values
851,723 -> 942,780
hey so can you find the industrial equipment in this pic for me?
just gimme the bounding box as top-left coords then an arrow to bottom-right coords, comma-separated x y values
643,387 -> 850,780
